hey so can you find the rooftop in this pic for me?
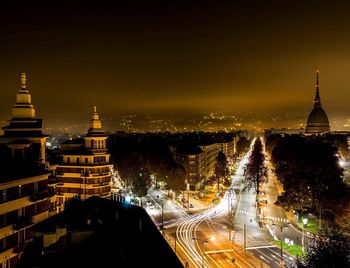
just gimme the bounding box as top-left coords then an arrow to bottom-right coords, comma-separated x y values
17,197 -> 183,268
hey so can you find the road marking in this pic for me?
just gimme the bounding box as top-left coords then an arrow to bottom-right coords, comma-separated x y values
259,255 -> 271,264
246,245 -> 277,250
205,249 -> 234,254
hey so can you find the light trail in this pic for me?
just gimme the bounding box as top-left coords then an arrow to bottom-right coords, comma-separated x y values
174,140 -> 256,268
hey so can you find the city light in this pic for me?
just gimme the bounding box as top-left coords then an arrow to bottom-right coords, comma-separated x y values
303,218 -> 308,226
125,195 -> 132,203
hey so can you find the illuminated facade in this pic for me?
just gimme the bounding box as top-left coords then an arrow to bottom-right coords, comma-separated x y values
199,143 -> 220,180
55,107 -> 112,209
0,74 -> 54,267
217,138 -> 237,159
177,143 -> 221,190
305,71 -> 331,134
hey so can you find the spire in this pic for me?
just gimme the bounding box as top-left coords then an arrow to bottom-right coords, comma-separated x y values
314,70 -> 321,107
88,105 -> 102,132
21,73 -> 27,89
12,72 -> 35,118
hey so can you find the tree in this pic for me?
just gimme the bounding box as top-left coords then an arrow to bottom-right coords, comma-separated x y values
215,151 -> 229,191
272,135 -> 347,221
295,228 -> 350,268
164,165 -> 186,194
243,138 -> 268,196
117,152 -> 152,198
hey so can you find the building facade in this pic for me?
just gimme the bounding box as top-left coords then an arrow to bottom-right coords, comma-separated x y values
176,142 -> 221,190
55,107 -> 112,209
217,137 -> 236,160
199,143 -> 220,180
0,74 -> 54,267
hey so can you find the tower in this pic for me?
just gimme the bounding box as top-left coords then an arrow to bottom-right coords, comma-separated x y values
2,73 -> 48,164
55,106 -> 112,206
305,71 -> 330,134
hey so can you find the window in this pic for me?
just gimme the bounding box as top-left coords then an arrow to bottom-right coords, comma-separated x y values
2,189 -> 6,203
67,157 -> 70,163
34,181 -> 38,194
85,158 -> 88,163
77,158 -> 80,164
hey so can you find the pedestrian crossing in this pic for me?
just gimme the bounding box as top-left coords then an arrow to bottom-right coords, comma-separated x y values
265,215 -> 289,223
237,209 -> 288,223
237,209 -> 255,217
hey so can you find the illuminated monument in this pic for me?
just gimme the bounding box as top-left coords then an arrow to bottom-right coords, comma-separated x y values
305,71 -> 330,134
55,107 -> 112,209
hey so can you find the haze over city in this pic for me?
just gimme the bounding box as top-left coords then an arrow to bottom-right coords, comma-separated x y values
1,1 -> 350,131
1,2 -> 350,268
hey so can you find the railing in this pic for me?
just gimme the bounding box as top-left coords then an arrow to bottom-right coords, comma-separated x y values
91,172 -> 110,177
92,182 -> 110,187
29,190 -> 50,202
13,216 -> 34,230
13,242 -> 26,253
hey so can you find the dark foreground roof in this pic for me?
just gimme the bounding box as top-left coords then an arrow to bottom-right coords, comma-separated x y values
17,197 -> 183,268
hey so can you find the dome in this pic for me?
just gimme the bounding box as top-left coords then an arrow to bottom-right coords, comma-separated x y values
307,106 -> 329,125
305,71 -> 330,133
306,106 -> 330,133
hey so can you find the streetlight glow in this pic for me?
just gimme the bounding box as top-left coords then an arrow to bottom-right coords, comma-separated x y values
303,218 -> 308,226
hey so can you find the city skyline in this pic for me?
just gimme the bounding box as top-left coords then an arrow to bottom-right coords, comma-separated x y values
1,1 -> 350,131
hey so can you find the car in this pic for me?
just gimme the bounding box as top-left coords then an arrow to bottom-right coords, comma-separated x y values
189,204 -> 194,208
149,204 -> 155,209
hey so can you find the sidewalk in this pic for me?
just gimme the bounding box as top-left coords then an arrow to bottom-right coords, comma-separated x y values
270,166 -> 315,239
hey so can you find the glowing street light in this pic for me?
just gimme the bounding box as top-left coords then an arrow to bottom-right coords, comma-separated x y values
192,236 -> 214,268
302,218 -> 308,227
125,195 -> 131,203
302,216 -> 308,252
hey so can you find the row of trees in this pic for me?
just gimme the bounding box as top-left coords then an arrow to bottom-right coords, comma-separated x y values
271,135 -> 348,223
243,138 -> 267,196
108,133 -> 248,198
108,134 -> 186,197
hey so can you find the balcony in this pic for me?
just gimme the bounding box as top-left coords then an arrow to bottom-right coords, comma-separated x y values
13,216 -> 34,230
13,242 -> 26,253
29,190 -> 50,202
92,182 -> 110,187
91,172 -> 110,177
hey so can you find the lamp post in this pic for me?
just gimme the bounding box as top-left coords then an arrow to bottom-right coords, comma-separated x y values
159,198 -> 171,236
161,201 -> 164,235
192,237 -> 213,268
270,221 -> 290,268
227,189 -> 234,242
302,217 -> 308,252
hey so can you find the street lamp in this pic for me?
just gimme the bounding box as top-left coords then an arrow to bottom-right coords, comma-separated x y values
160,198 -> 171,236
302,217 -> 308,252
271,221 -> 290,268
227,189 -> 234,242
192,237 -> 214,268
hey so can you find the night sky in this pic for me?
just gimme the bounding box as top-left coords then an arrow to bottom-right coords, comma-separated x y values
1,1 -> 350,130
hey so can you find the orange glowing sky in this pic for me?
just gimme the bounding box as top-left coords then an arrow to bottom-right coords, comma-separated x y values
0,1 -> 350,130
